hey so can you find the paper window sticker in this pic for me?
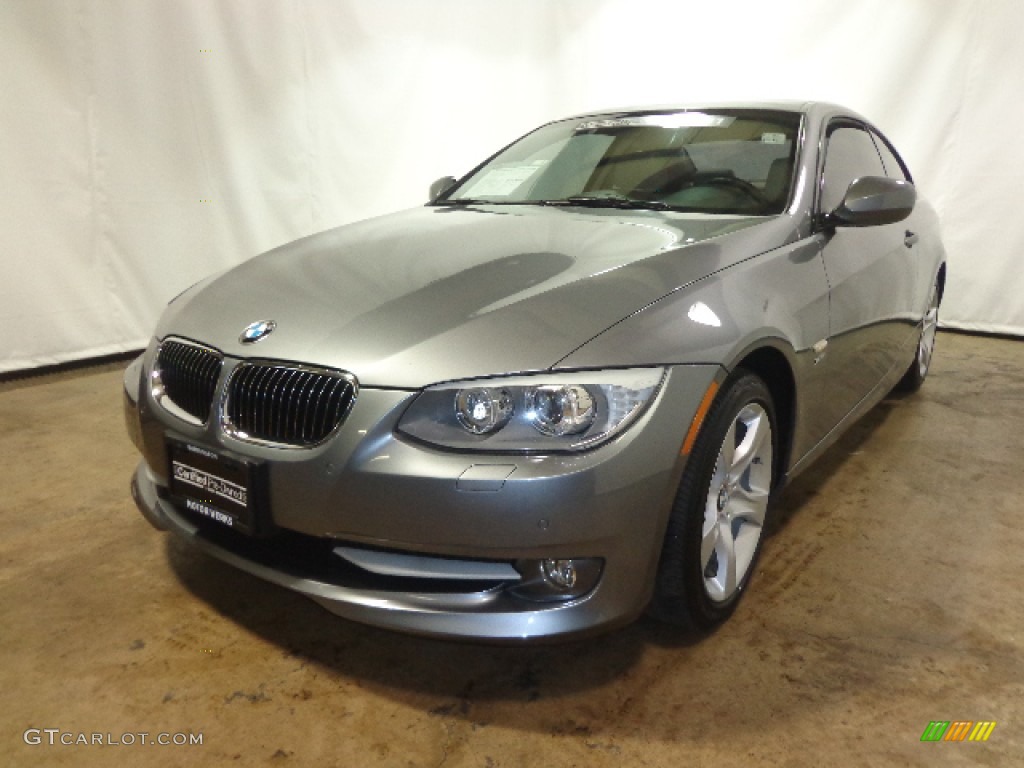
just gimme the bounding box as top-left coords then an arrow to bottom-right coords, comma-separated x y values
462,165 -> 540,197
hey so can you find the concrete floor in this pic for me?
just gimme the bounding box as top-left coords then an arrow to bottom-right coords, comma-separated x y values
1,331 -> 1021,767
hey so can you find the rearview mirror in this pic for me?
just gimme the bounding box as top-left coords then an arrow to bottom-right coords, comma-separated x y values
827,176 -> 916,227
429,176 -> 457,202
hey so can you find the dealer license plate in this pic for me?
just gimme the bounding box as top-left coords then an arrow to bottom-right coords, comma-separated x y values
167,439 -> 263,535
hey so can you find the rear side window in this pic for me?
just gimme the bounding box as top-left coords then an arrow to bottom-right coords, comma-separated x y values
820,123 -> 886,213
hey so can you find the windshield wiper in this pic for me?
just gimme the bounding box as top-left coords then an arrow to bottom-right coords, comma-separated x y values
430,198 -> 491,206
433,196 -> 677,211
431,198 -> 542,207
537,196 -> 674,211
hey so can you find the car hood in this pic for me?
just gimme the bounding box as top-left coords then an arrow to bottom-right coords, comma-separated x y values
157,205 -> 794,388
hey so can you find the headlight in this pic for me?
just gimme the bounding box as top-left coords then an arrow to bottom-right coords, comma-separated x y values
454,387 -> 514,434
397,368 -> 666,452
528,385 -> 595,436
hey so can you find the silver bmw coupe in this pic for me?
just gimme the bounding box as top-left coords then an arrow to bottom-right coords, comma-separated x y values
124,102 -> 945,640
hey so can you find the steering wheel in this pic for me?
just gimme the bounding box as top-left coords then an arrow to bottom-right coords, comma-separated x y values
677,174 -> 770,207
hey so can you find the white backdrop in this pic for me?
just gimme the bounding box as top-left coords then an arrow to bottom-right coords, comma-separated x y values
2,0 -> 1022,373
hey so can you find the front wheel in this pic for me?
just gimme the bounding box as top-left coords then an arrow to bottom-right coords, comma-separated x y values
650,371 -> 776,630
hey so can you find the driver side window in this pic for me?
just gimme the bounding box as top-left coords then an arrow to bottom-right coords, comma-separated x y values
820,124 -> 886,213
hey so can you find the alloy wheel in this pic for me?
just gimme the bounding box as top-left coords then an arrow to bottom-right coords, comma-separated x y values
701,403 -> 773,602
918,286 -> 939,378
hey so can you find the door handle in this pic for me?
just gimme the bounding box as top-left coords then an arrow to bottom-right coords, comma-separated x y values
904,230 -> 919,248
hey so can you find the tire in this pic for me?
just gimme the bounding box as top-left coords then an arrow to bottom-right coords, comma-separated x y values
896,281 -> 940,393
650,370 -> 776,630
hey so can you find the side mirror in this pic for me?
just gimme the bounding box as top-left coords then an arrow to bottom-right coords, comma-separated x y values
827,176 -> 916,227
429,176 -> 457,202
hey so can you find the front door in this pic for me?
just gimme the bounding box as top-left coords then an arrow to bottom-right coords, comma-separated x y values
816,121 -> 918,428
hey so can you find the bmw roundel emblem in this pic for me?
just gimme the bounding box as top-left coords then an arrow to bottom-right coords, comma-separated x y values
239,319 -> 276,344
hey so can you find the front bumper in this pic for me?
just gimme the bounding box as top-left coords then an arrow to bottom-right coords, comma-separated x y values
125,351 -> 720,640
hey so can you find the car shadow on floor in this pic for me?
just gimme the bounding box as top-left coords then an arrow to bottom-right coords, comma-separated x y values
766,394 -> 901,537
162,392 -> 905,735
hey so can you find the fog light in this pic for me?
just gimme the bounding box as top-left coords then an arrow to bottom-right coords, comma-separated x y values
542,559 -> 577,589
511,557 -> 603,602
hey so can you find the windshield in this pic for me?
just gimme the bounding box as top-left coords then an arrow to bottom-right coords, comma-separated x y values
442,109 -> 801,215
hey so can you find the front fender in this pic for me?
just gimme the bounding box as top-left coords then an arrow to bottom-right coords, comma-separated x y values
556,238 -> 830,462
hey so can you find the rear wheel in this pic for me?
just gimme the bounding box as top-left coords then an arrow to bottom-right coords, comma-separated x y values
896,281 -> 939,393
650,371 -> 776,630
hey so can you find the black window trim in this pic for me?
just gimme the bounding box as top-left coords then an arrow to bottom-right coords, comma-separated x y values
868,127 -> 914,184
814,116 -> 900,229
